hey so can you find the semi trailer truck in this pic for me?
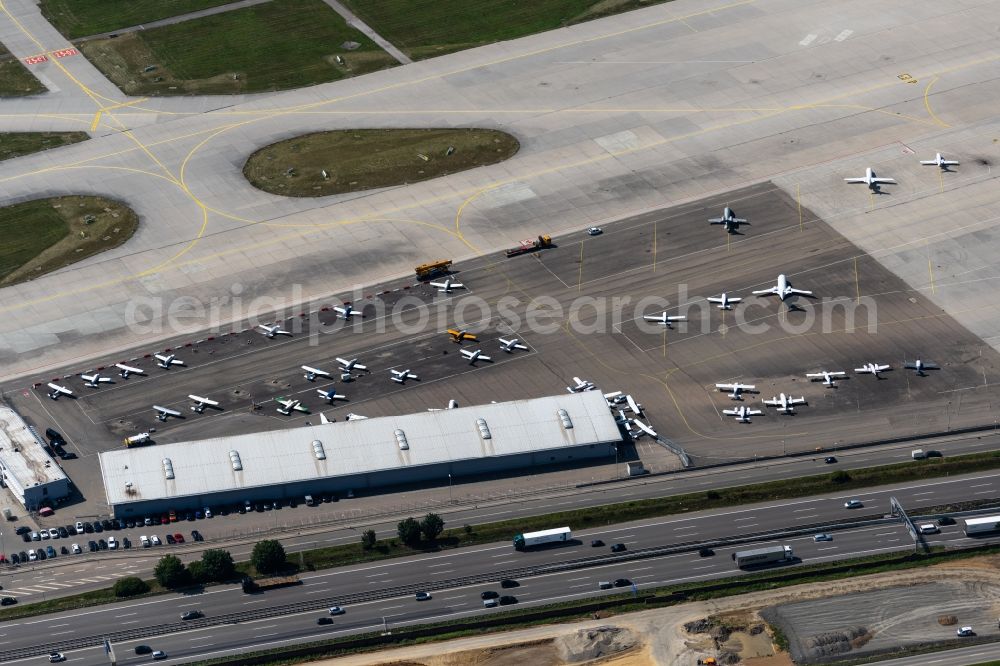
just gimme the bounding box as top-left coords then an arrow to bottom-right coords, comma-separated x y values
513,526 -> 571,550
732,545 -> 794,568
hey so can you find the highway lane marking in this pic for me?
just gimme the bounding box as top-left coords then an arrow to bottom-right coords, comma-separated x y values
875,532 -> 897,537
733,516 -> 757,521
492,553 -> 514,558
816,547 -> 838,552
379,604 -> 405,610
610,534 -> 636,539
254,625 -> 277,630
369,579 -> 394,584
243,598 -> 270,603
365,572 -> 389,577
912,491 -> 935,496
567,576 -> 589,581
305,589 -> 329,595
975,490 -> 994,494
427,562 -> 453,568
50,630 -> 74,636
630,566 -> 653,572
121,620 -> 140,625
738,523 -> 758,528
793,508 -> 815,512
48,623 -> 69,628
432,570 -> 455,575
114,612 -> 137,617
969,483 -> 992,488
795,514 -> 819,520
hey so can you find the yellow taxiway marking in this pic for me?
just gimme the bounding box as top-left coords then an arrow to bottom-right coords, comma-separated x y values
927,241 -> 937,295
923,76 -> 950,128
90,97 -> 150,131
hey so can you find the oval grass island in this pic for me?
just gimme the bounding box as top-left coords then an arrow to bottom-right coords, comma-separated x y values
0,195 -> 139,288
243,128 -> 519,197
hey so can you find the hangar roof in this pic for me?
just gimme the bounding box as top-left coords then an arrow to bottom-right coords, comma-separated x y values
0,406 -> 67,489
100,391 -> 620,506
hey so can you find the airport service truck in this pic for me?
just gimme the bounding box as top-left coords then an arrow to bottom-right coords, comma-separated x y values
732,545 -> 794,568
415,259 -> 452,280
241,574 -> 301,593
964,515 -> 1000,536
513,526 -> 571,550
505,234 -> 553,257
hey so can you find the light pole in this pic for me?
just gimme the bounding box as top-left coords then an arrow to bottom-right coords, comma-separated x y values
448,474 -> 453,503
613,445 -> 619,479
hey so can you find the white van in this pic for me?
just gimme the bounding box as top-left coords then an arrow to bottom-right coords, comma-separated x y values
911,449 -> 927,460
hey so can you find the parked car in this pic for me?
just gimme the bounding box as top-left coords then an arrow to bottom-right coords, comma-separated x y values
75,521 -> 84,534
88,540 -> 98,552
195,511 -> 204,520
415,591 -> 432,601
27,550 -> 37,561
610,543 -> 627,553
39,530 -> 49,540
844,499 -> 863,509
140,535 -> 150,548
204,507 -> 213,518
45,546 -> 56,558
151,535 -> 161,546
10,553 -> 19,565
191,530 -> 204,542
173,533 -> 185,544
92,521 -> 103,533
123,537 -> 132,549
168,510 -> 177,522
107,536 -> 118,550
60,546 -> 69,555
165,534 -> 176,545
144,517 -> 154,526
957,626 -> 975,637
98,539 -> 107,550
20,533 -> 30,543
83,522 -> 94,533
15,526 -> 30,535
71,543 -> 81,554
37,549 -> 46,560
926,450 -> 943,458
814,533 -> 833,542
57,527 -> 68,538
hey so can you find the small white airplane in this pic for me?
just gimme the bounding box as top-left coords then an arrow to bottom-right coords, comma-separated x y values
567,376 -> 595,393
707,293 -> 742,310
708,207 -> 749,233
276,397 -> 309,415
428,399 -> 460,412
115,363 -> 145,379
499,337 -> 528,353
336,357 -> 368,372
153,405 -> 182,422
430,278 -> 465,293
461,348 -> 492,365
319,413 -> 333,425
806,371 -> 848,387
715,382 -> 757,400
346,413 -> 369,421
626,395 -> 644,417
333,304 -> 362,319
154,353 -> 184,369
904,359 -> 939,376
390,369 -> 418,384
723,405 -> 763,423
258,323 -> 292,338
188,395 -> 220,413
81,373 -> 113,388
615,409 -> 632,426
844,167 -> 896,192
752,274 -> 813,302
47,383 -> 73,400
644,312 -> 687,327
855,362 -> 891,378
763,393 -> 806,414
316,388 -> 347,403
603,391 -> 625,405
632,420 -> 657,438
920,153 -> 959,170
302,365 -> 333,382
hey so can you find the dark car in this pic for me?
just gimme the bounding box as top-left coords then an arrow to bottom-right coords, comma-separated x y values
15,526 -> 31,535
88,540 -> 98,552
18,551 -> 28,562
37,549 -> 46,561
255,504 -> 265,513
498,595 -> 518,606
111,519 -> 122,530
610,543 -> 627,553
45,428 -> 65,445
100,519 -> 112,530
317,617 -> 334,625
0,597 -> 16,606
181,610 -> 203,620
83,522 -> 94,533
480,590 -> 499,600
938,516 -> 956,526
20,532 -> 30,543
195,511 -> 204,520
57,527 -> 69,538
191,530 -> 204,542
60,451 -> 77,460
165,534 -> 176,545
414,591 -> 432,601
126,520 -> 136,529
926,450 -> 943,458
122,537 -> 132,549
500,579 -> 519,588
237,505 -> 246,514
288,499 -> 297,508
698,548 -> 715,557
10,553 -> 19,565
590,539 -> 605,547
824,456 -> 838,464
93,521 -> 103,533
98,539 -> 108,550
612,578 -> 631,588
134,645 -> 153,655
185,512 -> 195,521
60,546 -> 69,555
273,499 -> 282,509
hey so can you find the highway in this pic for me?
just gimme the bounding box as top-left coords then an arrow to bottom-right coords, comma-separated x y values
4,470 -> 1000,663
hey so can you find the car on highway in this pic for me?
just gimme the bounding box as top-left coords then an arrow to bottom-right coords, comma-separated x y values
191,530 -> 204,542
480,590 -> 499,600
49,653 -> 66,663
698,548 -> 715,557
134,645 -> 152,655
415,591 -> 432,601
174,533 -> 185,544
152,651 -> 167,660
587,227 -> 603,236
599,581 -> 613,590
957,626 -> 975,637
71,543 -> 81,554
610,543 -> 627,553
918,523 -> 939,534
180,610 -> 203,620
151,535 -> 161,546
938,516 -> 956,526
612,578 -> 631,588
824,456 -> 837,464
498,595 -> 518,605
483,598 -> 498,607
813,534 -> 833,542
500,579 -> 519,588
317,617 -> 334,625
844,499 -> 863,509
926,450 -> 943,458
328,605 -> 345,615
590,539 -> 604,547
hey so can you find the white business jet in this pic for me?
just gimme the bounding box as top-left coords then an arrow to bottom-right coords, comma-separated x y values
81,373 -> 113,388
390,369 -> 418,384
567,376 -> 595,393
708,207 -> 749,233
715,382 -> 757,400
707,293 -> 742,310
844,167 -> 896,192
258,323 -> 292,338
430,278 -> 465,293
154,353 -> 184,369
115,363 -> 145,379
461,348 -> 492,365
336,357 -> 368,373
752,274 -> 813,302
47,383 -> 73,400
644,312 -> 686,327
763,393 -> 807,414
333,304 -> 362,319
723,405 -> 763,423
904,359 -> 939,376
428,400 -> 459,412
499,337 -> 528,352
855,362 -> 891,378
806,370 -> 848,387
316,388 -> 347,403
920,153 -> 959,170
276,397 -> 309,415
153,405 -> 182,422
302,365 -> 333,382
188,395 -> 220,413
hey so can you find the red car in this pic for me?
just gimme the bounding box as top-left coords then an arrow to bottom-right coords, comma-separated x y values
173,533 -> 185,544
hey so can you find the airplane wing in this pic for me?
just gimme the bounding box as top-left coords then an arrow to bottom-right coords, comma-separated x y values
763,397 -> 780,405
752,287 -> 779,295
460,349 -> 474,358
706,297 -> 723,304
789,288 -> 813,295
872,177 -> 896,184
643,314 -> 664,322
919,160 -> 937,165
922,362 -> 940,369
844,178 -> 867,183
476,354 -> 492,362
805,373 -> 825,378
722,408 -> 740,416
854,367 -> 870,373
715,383 -> 735,390
746,409 -> 763,416
320,413 -> 332,425
877,364 -> 892,371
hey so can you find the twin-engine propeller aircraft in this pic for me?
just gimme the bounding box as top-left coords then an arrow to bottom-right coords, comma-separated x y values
430,278 -> 465,293
844,167 -> 896,192
855,362 -> 891,378
708,207 -> 749,233
806,370 -> 848,387
723,405 -> 763,423
567,376 -> 595,392
904,359 -> 939,376
763,393 -> 806,414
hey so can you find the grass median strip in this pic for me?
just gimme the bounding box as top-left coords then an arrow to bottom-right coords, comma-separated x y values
0,132 -> 89,161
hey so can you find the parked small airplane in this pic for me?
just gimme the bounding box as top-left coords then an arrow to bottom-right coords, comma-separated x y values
707,293 -> 742,310
603,391 -> 625,405
336,357 -> 368,372
153,405 -> 182,422
626,395 -> 643,417
428,400 -> 459,412
715,382 -> 757,400
708,207 -> 749,233
806,370 -> 848,387
904,359 -> 939,376
920,153 -> 959,170
302,365 -> 332,382
319,413 -> 333,424
390,369 -> 418,384
752,274 -> 812,302
188,395 -> 220,413
844,167 -> 896,192
154,353 -> 184,369
47,383 -> 73,400
855,362 -> 891,378
316,388 -> 347,403
567,376 -> 595,392
461,349 -> 492,365
430,278 -> 465,293
644,312 -> 687,327
258,323 -> 292,338
499,337 -> 528,352
763,393 -> 806,414
115,363 -> 145,379
333,304 -> 362,319
723,405 -> 763,423
615,410 -> 632,426
276,397 -> 309,415
81,373 -> 112,388
632,420 -> 657,438
346,413 -> 369,421
447,328 -> 477,343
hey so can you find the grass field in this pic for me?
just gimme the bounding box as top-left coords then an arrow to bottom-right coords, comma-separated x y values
340,0 -> 675,59
243,128 -> 519,196
0,196 -> 138,287
77,0 -> 397,95
0,42 -> 44,97
39,0 -> 235,39
0,132 -> 89,161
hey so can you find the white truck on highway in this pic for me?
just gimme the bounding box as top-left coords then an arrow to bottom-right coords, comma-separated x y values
513,526 -> 571,550
732,545 -> 794,568
964,515 -> 1000,536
